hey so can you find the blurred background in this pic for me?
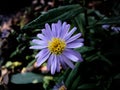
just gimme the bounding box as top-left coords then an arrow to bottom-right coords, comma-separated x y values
0,0 -> 32,14
0,0 -> 120,90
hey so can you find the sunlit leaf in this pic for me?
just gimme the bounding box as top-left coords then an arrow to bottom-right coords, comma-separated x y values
11,72 -> 43,84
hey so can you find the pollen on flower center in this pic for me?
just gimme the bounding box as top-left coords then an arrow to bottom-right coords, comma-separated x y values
59,85 -> 67,90
48,38 -> 66,55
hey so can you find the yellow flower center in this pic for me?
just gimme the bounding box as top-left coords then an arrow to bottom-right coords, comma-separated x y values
59,85 -> 67,90
48,38 -> 66,55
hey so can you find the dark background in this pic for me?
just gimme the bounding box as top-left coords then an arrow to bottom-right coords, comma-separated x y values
0,0 -> 32,14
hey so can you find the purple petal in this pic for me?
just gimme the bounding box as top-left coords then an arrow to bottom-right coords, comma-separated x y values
102,25 -> 110,30
45,23 -> 53,38
56,20 -> 62,37
64,27 -> 77,40
52,23 -> 57,37
67,38 -> 84,48
62,24 -> 70,38
67,38 -> 84,44
56,56 -> 60,72
63,49 -> 82,62
59,55 -> 68,69
60,22 -> 67,38
62,22 -> 67,30
35,48 -> 48,58
36,49 -> 51,67
45,23 -> 51,31
111,27 -> 119,33
73,50 -> 83,62
41,29 -> 46,36
51,55 -> 57,74
32,39 -> 47,45
67,42 -> 83,48
29,45 -> 47,49
57,20 -> 62,27
60,22 -> 70,38
42,29 -> 51,40
117,27 -> 120,31
60,54 -> 75,69
37,34 -> 47,41
66,33 -> 81,43
66,49 -> 83,62
47,54 -> 54,71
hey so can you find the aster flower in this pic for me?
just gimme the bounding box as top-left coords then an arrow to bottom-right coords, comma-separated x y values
53,81 -> 67,90
102,24 -> 110,30
102,24 -> 120,33
30,20 -> 84,74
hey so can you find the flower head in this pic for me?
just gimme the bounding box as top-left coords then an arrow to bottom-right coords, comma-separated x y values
53,81 -> 67,90
102,24 -> 120,33
30,20 -> 84,74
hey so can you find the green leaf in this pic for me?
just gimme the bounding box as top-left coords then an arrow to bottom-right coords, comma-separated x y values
70,75 -> 81,90
57,68 -> 71,83
85,54 -> 99,62
5,61 -> 13,68
74,13 -> 85,36
87,9 -> 104,19
22,4 -> 84,30
97,53 -> 112,66
26,59 -> 36,67
96,16 -> 120,25
43,76 -> 53,90
77,83 -> 96,89
65,62 -> 81,89
114,73 -> 120,79
75,46 -> 94,53
11,72 -> 43,84
10,44 -> 26,58
10,50 -> 18,58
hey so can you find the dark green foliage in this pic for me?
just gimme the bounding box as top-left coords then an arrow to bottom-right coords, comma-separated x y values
22,4 -> 85,30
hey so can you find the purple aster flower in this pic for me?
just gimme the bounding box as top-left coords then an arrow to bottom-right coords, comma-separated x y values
53,81 -> 67,90
30,20 -> 84,74
102,24 -> 120,33
111,26 -> 120,33
102,24 -> 110,30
